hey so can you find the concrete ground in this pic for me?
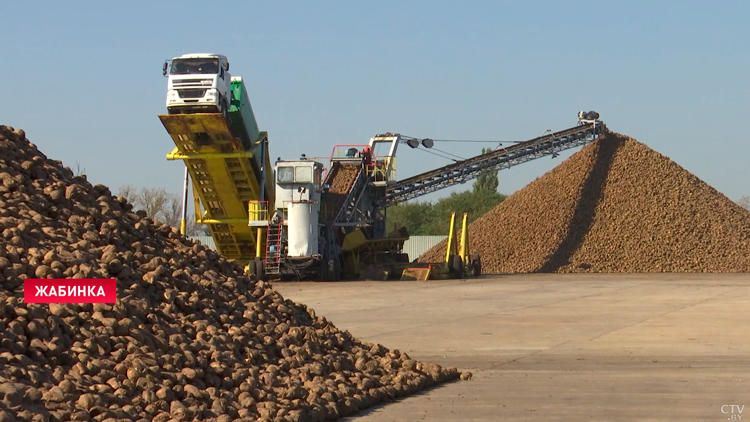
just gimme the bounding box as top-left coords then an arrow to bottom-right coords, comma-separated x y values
274,274 -> 750,422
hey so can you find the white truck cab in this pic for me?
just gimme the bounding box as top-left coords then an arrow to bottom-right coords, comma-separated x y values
163,53 -> 231,115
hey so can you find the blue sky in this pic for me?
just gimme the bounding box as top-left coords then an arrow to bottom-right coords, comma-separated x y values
1,0 -> 748,204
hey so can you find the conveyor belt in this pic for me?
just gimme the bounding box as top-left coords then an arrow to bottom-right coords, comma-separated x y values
320,162 -> 362,224
386,122 -> 608,205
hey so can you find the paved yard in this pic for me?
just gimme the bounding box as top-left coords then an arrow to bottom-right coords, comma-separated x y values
274,274 -> 750,422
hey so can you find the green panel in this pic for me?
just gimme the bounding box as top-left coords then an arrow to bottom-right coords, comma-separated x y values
227,78 -> 264,193
228,79 -> 261,151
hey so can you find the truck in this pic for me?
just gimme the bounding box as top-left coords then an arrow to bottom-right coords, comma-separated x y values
163,53 -> 232,116
159,54 -> 273,270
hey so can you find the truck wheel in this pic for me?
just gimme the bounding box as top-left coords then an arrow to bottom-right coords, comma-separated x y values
220,100 -> 228,118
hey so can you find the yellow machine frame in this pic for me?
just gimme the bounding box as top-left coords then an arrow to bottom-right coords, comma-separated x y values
160,113 -> 274,267
445,212 -> 469,265
400,212 -> 481,281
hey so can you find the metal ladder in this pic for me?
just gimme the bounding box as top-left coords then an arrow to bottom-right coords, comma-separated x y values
264,222 -> 284,276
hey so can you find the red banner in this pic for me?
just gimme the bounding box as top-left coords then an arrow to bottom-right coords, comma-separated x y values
24,279 -> 117,303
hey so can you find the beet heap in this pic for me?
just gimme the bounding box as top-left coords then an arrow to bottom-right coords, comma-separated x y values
420,132 -> 750,273
0,125 -> 460,422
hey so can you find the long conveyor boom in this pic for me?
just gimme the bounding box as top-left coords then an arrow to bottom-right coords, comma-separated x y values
385,121 -> 608,205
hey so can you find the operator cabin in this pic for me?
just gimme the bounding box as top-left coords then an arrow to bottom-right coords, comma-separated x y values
273,156 -> 325,257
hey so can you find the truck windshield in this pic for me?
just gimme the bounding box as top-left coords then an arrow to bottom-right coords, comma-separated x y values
170,58 -> 220,75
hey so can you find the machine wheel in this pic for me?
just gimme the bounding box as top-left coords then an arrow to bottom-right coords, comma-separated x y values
254,257 -> 265,281
470,254 -> 482,277
247,259 -> 258,277
451,254 -> 464,278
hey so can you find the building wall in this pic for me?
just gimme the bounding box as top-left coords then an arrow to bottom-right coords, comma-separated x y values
401,235 -> 447,261
188,235 -> 217,251
188,234 -> 446,261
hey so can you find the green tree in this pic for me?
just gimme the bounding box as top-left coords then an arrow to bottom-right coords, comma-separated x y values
385,147 -> 507,235
386,200 -> 434,235
427,189 -> 506,234
117,185 -> 204,236
472,147 -> 499,194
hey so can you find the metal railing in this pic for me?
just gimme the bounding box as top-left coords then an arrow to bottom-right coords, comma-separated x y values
248,200 -> 270,222
330,144 -> 371,160
366,156 -> 397,182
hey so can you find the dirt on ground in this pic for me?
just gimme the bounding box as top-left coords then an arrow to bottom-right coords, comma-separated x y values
419,131 -> 750,273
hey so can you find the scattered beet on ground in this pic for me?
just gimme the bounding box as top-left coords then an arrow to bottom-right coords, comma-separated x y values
419,131 -> 750,273
0,125 -> 461,422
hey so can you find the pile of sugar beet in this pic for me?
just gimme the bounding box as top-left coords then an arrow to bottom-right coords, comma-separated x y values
420,131 -> 750,273
0,125 -> 462,422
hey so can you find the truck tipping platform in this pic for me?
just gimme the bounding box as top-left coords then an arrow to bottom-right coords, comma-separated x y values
160,111 -> 273,265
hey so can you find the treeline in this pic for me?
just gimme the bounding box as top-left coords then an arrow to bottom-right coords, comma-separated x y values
386,189 -> 506,235
117,185 -> 206,236
385,148 -> 507,235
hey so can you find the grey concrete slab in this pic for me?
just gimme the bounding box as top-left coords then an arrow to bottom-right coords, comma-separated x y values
274,274 -> 750,421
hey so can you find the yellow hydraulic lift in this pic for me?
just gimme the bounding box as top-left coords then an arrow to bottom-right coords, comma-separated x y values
159,113 -> 274,267
400,212 -> 482,280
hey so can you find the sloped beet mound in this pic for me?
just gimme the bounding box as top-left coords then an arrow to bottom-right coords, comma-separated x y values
420,132 -> 750,273
0,125 -> 460,422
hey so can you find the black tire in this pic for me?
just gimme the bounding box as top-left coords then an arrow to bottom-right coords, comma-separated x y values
247,259 -> 257,277
220,100 -> 228,118
254,257 -> 265,281
451,254 -> 464,278
469,254 -> 482,277
471,258 -> 481,277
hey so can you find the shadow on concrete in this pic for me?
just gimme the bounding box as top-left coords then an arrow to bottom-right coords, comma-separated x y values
536,135 -> 622,273
343,378 -> 462,420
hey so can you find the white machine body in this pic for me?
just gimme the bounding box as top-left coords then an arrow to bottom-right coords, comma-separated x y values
273,158 -> 324,257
